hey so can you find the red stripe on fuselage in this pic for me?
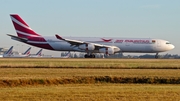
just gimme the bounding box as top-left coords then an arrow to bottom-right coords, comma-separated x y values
11,14 -> 29,26
27,37 -> 53,50
27,43 -> 54,50
28,37 -> 46,42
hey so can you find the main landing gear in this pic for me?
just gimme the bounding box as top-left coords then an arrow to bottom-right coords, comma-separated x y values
155,53 -> 159,59
84,54 -> 95,58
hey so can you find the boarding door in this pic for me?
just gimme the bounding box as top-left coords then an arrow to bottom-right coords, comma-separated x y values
157,40 -> 161,47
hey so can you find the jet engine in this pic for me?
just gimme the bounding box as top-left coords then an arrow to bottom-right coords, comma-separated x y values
99,47 -> 120,54
79,43 -> 95,51
99,47 -> 114,54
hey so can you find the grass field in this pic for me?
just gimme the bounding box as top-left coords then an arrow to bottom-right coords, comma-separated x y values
0,58 -> 180,69
0,68 -> 180,87
1,68 -> 180,79
0,58 -> 180,100
0,84 -> 180,101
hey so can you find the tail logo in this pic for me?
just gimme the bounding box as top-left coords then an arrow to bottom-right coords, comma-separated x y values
101,38 -> 112,42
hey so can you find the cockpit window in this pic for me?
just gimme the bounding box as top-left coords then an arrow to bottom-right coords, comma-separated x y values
152,40 -> 156,43
166,42 -> 171,44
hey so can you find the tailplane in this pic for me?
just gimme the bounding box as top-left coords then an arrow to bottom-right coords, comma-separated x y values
36,49 -> 43,56
4,46 -> 13,56
23,47 -> 31,55
10,14 -> 41,38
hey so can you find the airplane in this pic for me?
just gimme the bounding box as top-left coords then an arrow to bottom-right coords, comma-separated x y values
61,51 -> 71,58
7,14 -> 175,58
29,49 -> 43,57
3,46 -> 13,57
22,47 -> 31,56
3,46 -> 31,57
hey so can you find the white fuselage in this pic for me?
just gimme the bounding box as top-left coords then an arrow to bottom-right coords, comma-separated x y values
25,36 -> 174,53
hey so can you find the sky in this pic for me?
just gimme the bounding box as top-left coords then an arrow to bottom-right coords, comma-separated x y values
0,0 -> 180,56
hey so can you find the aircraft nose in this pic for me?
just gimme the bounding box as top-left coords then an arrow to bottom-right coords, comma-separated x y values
171,44 -> 175,49
167,44 -> 175,50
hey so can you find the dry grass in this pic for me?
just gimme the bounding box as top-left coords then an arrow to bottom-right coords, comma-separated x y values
0,58 -> 180,69
1,76 -> 180,87
0,68 -> 180,79
0,84 -> 180,101
0,68 -> 180,86
1,58 -> 180,100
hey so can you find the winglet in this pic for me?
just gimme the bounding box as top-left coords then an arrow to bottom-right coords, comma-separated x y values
55,34 -> 64,40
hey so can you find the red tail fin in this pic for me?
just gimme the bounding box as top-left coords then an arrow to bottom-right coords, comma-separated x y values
10,14 -> 40,38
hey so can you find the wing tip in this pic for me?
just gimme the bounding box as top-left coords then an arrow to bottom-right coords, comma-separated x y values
55,34 -> 64,40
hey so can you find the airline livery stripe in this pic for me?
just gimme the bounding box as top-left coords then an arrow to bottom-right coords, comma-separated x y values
36,49 -> 42,55
23,48 -> 31,55
6,50 -> 12,54
12,21 -> 39,36
28,41 -> 48,44
11,16 -> 32,30
6,47 -> 13,55
10,14 -> 29,26
16,30 -> 39,37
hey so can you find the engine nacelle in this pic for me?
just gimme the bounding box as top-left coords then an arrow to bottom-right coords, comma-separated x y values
99,47 -> 114,54
99,46 -> 120,54
79,43 -> 95,51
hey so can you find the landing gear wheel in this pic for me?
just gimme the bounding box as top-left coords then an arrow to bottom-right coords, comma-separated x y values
155,55 -> 158,59
84,54 -> 96,58
90,54 -> 95,58
84,54 -> 88,58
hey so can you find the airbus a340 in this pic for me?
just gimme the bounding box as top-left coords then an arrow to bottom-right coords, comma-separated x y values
7,14 -> 175,58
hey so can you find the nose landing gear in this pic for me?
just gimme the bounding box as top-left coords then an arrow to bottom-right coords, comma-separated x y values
155,53 -> 159,59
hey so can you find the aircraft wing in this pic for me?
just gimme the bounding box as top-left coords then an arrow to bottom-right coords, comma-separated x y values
7,34 -> 28,42
56,34 -> 114,48
55,34 -> 120,54
55,34 -> 85,46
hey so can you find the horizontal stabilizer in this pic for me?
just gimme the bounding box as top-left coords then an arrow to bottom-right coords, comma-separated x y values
7,34 -> 28,42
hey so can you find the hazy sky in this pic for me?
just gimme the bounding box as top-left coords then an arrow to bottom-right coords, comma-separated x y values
0,0 -> 180,56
